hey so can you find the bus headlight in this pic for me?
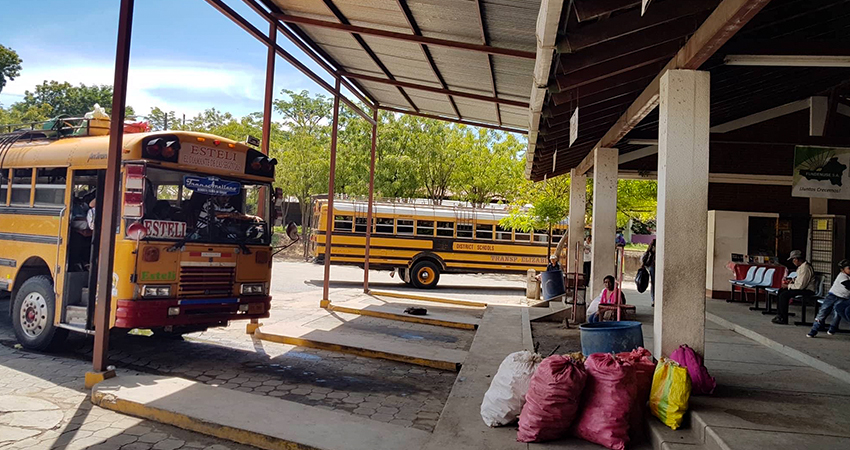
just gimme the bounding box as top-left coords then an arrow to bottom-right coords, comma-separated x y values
142,285 -> 171,298
240,283 -> 265,295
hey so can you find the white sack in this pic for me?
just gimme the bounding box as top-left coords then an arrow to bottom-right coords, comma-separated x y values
480,350 -> 543,427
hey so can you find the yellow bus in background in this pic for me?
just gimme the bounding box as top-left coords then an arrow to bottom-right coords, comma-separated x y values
309,198 -> 567,288
1,120 -> 278,350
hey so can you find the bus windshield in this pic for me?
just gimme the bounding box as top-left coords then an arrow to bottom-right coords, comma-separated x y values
141,166 -> 270,245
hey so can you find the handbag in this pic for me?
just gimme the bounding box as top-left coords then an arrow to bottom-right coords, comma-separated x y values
635,267 -> 649,293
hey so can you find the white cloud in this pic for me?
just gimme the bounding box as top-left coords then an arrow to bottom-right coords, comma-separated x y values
0,55 -> 308,119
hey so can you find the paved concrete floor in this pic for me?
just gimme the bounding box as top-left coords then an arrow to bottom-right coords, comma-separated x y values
0,261 -> 526,446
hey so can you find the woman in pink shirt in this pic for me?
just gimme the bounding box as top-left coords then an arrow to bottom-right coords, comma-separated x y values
586,275 -> 627,323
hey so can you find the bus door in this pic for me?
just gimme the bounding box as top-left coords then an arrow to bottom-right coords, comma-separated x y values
61,169 -> 105,331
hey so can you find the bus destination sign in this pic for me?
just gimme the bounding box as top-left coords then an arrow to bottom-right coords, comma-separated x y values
143,220 -> 187,239
180,144 -> 246,172
183,176 -> 241,196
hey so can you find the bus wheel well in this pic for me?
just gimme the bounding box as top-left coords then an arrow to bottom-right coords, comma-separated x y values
410,253 -> 445,272
9,258 -> 53,318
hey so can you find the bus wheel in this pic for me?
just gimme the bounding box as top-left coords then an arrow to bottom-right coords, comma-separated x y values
11,276 -> 68,351
411,261 -> 440,289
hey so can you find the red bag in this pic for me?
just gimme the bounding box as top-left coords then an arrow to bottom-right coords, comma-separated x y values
517,355 -> 587,443
617,347 -> 656,443
670,344 -> 716,395
572,353 -> 636,450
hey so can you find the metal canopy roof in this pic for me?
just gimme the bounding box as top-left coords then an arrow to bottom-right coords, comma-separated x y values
525,0 -> 850,181
265,0 -> 541,133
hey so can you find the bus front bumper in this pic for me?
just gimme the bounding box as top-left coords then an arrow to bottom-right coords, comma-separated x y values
114,296 -> 271,329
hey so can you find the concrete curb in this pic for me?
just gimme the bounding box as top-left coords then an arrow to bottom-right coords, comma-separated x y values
706,312 -> 850,385
327,303 -> 478,330
368,290 -> 488,308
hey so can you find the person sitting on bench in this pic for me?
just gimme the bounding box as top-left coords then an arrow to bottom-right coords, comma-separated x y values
773,250 -> 816,325
807,259 -> 850,337
587,275 -> 627,323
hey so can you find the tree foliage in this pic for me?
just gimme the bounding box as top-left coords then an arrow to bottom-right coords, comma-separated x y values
0,45 -> 22,94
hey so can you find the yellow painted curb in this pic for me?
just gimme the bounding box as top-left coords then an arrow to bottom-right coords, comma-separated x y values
90,390 -> 318,450
254,329 -> 461,372
84,369 -> 116,389
246,322 -> 263,334
327,303 -> 477,330
368,289 -> 488,308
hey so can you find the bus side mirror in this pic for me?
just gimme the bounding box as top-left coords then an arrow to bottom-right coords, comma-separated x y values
286,222 -> 299,241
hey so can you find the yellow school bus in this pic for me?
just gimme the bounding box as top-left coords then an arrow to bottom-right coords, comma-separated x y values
309,198 -> 567,288
1,121 -> 277,350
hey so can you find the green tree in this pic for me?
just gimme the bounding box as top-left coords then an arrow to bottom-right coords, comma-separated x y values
274,89 -> 331,135
453,127 -> 524,206
145,106 -> 178,131
12,81 -> 113,117
0,45 -> 22,94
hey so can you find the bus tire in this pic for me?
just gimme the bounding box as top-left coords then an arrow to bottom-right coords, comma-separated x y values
11,276 -> 68,351
410,261 -> 440,289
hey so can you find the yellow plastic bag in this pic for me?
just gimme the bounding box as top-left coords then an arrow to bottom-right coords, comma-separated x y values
649,357 -> 691,430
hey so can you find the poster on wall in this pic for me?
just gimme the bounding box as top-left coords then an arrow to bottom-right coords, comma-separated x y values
792,145 -> 850,199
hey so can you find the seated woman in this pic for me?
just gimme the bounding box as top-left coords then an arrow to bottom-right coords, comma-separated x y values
586,275 -> 627,323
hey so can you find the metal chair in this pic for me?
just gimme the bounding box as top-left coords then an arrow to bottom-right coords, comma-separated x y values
794,275 -> 825,327
728,266 -> 758,303
747,268 -> 775,311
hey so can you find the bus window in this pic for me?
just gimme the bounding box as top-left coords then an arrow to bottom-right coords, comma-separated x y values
551,228 -> 566,245
397,219 -> 414,235
34,168 -> 67,206
476,224 -> 494,240
533,230 -> 549,243
495,225 -> 512,241
334,215 -> 353,232
437,221 -> 454,237
376,217 -> 394,234
515,228 -> 531,242
0,169 -> 8,205
417,220 -> 435,236
355,217 -> 372,233
10,168 -> 33,205
457,223 -> 473,239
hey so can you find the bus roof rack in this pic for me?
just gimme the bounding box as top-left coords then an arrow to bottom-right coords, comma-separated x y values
0,116 -> 109,144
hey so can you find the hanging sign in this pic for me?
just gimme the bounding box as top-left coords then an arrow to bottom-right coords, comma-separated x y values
143,220 -> 187,239
792,146 -> 850,199
569,107 -> 579,147
246,135 -> 260,147
184,176 -> 241,196
180,144 -> 246,172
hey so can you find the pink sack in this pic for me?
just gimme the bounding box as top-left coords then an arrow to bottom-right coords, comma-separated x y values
572,353 -> 636,450
517,355 -> 587,443
670,344 -> 716,395
617,347 -> 656,443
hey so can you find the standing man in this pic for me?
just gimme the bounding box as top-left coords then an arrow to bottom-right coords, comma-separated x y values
642,239 -> 657,307
773,250 -> 816,325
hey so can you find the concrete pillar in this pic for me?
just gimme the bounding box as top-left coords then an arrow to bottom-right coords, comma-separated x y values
654,69 -> 710,357
810,198 -> 828,215
567,168 -> 586,276
590,148 -> 618,299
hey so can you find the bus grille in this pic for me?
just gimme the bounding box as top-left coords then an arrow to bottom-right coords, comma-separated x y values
179,267 -> 236,298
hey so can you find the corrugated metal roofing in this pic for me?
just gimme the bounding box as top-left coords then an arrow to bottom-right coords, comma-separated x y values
268,0 -> 539,131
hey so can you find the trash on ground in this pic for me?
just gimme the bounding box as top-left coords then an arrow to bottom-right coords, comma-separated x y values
572,353 -> 635,450
480,350 -> 543,427
403,306 -> 428,316
650,357 -> 691,430
517,354 -> 587,442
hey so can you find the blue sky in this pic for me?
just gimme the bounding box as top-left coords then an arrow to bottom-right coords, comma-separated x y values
0,0 -> 336,120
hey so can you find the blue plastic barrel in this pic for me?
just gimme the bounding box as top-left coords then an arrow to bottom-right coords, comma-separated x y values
579,321 -> 644,355
540,269 -> 566,300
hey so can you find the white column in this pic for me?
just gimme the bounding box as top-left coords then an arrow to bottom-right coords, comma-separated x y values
590,147 -> 618,299
567,168 -> 586,275
655,69 -> 710,357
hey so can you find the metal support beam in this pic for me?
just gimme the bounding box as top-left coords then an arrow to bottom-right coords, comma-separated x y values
364,108 -> 378,294
319,0 -> 419,112
474,0 -> 502,125
394,0 -> 461,119
92,0 -> 134,374
322,79 -> 342,306
207,0 -> 375,126
724,54 -> 850,67
574,0 -> 640,22
591,0 -> 772,152
272,13 -> 536,60
379,105 -> 525,134
340,71 -> 528,108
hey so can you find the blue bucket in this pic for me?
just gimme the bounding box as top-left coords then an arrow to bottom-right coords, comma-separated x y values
579,321 -> 644,355
540,269 -> 566,300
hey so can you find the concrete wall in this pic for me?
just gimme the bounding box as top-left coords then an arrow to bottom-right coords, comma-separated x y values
706,210 -> 779,297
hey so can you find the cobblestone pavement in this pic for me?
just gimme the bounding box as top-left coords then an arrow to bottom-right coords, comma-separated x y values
0,342 -> 256,450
